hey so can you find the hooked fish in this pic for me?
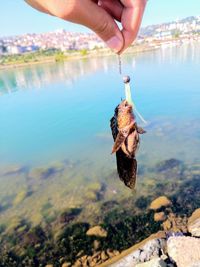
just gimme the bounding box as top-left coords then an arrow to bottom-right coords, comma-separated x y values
110,99 -> 145,189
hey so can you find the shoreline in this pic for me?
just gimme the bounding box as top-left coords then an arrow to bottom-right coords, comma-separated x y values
98,208 -> 200,267
1,37 -> 199,71
98,231 -> 166,267
0,45 -> 158,71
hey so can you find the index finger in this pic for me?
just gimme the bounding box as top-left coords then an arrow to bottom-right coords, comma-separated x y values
119,0 -> 147,53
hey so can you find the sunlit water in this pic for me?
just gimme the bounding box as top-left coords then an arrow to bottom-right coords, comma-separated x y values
0,43 -> 200,167
0,43 -> 200,264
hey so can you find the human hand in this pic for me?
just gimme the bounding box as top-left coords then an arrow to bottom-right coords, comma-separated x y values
25,0 -> 147,54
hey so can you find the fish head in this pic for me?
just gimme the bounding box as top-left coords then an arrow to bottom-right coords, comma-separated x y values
115,100 -> 135,129
117,100 -> 133,115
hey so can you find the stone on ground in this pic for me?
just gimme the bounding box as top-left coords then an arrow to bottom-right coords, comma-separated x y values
109,238 -> 166,267
167,236 -> 200,267
188,208 -> 200,237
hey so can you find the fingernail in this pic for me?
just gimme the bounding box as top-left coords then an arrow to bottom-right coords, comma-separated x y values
106,36 -> 123,53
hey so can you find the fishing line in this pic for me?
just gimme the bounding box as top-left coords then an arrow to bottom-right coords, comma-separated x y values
134,105 -> 148,125
118,54 -> 122,75
123,75 -> 148,125
118,55 -> 148,125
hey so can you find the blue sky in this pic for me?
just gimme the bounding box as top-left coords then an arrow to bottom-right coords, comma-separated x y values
0,1 -> 200,37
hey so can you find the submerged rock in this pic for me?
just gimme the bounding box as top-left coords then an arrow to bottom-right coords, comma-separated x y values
1,164 -> 25,176
62,263 -> 71,267
85,182 -> 106,202
188,208 -> 200,237
59,208 -> 82,224
22,226 -> 46,246
150,196 -> 172,211
135,196 -> 151,210
28,162 -> 65,180
85,191 -> 98,201
101,200 -> 119,213
73,249 -> 119,267
167,236 -> 200,267
86,226 -> 107,238
13,189 -> 29,206
50,161 -> 65,172
29,167 -> 52,179
154,212 -> 166,222
155,159 -> 182,172
162,213 -> 188,233
190,164 -> 200,176
29,166 -> 61,180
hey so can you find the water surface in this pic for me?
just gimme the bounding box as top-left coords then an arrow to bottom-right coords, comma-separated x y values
0,43 -> 200,265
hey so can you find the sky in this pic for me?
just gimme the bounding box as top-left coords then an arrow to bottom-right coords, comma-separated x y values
0,1 -> 200,37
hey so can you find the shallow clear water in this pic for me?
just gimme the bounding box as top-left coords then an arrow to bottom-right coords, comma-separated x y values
0,43 -> 200,264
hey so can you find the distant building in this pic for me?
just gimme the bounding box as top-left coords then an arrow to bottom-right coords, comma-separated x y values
6,45 -> 23,55
1,16 -> 199,55
0,46 -> 3,55
87,40 -> 105,50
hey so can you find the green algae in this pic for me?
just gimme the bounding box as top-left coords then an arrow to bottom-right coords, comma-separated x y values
0,158 -> 200,266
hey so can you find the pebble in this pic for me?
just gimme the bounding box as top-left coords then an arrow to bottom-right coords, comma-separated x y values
86,225 -> 107,237
101,251 -> 108,261
72,259 -> 82,267
106,248 -> 115,257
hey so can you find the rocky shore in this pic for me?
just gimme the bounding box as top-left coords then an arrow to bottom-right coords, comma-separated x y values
68,198 -> 200,267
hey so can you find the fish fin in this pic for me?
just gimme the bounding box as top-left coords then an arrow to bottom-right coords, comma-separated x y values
110,116 -> 118,140
116,149 -> 137,189
136,124 -> 146,134
130,130 -> 140,156
112,130 -> 129,154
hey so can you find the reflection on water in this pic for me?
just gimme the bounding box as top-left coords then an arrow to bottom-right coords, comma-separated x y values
0,57 -> 116,95
0,42 -> 199,95
0,43 -> 200,266
0,43 -> 199,166
159,41 -> 200,64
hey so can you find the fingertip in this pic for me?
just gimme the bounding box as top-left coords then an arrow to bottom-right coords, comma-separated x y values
120,29 -> 137,53
106,35 -> 124,53
120,2 -> 147,53
77,1 -> 124,54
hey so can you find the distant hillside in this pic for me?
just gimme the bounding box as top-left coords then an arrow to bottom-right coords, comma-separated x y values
140,16 -> 200,37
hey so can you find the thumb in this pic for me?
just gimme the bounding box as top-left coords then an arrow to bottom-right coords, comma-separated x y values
63,0 -> 124,53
